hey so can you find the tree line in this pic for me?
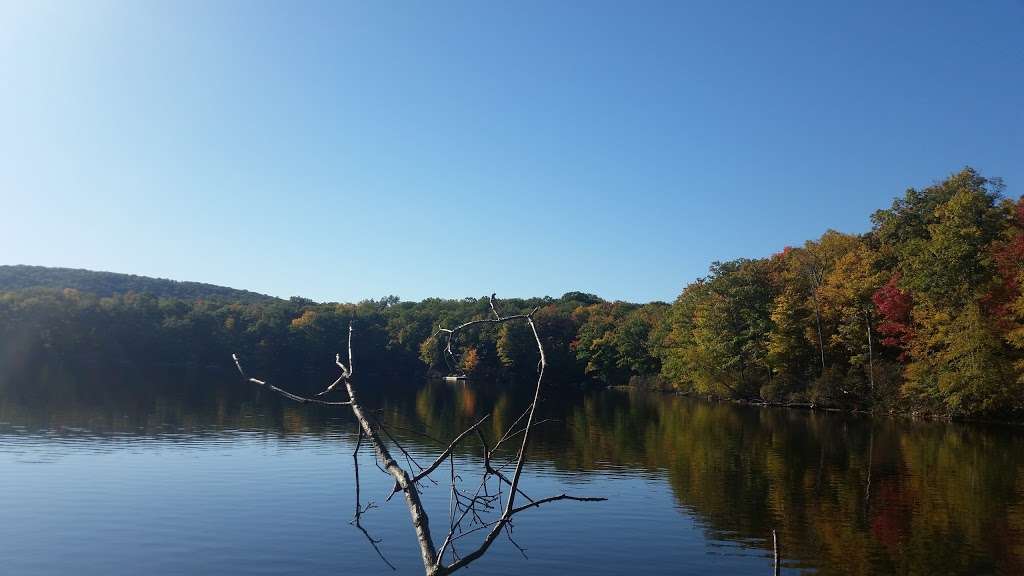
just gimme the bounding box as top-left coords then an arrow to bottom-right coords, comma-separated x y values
659,167 -> 1024,419
0,286 -> 668,389
1,167 -> 1022,419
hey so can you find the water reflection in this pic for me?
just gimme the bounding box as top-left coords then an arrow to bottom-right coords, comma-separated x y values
2,362 -> 1022,575
559,394 -> 1024,575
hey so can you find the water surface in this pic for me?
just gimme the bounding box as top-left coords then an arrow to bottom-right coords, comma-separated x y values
1,363 -> 1022,575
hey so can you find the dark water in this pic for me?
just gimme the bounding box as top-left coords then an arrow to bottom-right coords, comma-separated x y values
1,363 -> 1023,575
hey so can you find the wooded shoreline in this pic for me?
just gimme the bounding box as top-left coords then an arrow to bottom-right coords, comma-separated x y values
3,167 -> 1023,421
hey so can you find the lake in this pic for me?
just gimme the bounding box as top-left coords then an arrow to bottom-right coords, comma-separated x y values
1,362 -> 1022,575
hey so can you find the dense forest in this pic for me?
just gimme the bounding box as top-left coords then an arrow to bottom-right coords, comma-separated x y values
2,168 -> 1022,419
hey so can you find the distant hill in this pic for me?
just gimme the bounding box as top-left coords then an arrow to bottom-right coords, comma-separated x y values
0,265 -> 280,303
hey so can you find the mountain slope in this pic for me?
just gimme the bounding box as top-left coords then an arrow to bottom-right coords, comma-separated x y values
0,265 -> 279,303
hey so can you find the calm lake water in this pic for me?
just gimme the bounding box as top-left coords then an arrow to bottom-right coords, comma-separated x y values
1,363 -> 1023,575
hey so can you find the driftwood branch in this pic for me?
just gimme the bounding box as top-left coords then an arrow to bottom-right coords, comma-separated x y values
233,296 -> 604,575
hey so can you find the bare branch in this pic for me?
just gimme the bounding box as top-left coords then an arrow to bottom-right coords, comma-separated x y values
404,415 -> 490,490
438,303 -> 563,574
335,323 -> 354,377
508,493 -> 607,516
343,376 -> 440,573
232,354 -> 351,406
433,304 -> 538,375
488,293 -> 501,320
375,416 -> 428,473
235,323 -> 439,574
493,417 -> 556,454
234,299 -> 604,576
316,368 -> 346,397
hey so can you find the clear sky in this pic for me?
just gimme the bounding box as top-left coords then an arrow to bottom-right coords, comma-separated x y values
1,1 -> 1021,303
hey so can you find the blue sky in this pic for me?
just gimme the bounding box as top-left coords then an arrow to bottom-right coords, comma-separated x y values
1,0 -> 1021,303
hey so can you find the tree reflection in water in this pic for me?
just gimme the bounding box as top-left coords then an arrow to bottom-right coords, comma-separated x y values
2,362 -> 1022,574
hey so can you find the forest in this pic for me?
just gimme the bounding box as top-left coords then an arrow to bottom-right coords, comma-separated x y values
2,168 -> 1022,420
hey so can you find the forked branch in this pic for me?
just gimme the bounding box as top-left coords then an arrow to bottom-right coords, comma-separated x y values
232,296 -> 604,576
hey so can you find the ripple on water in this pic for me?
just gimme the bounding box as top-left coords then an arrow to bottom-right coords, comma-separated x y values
2,381 -> 1024,575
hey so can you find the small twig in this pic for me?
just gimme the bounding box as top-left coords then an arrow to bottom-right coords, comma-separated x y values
397,415 -> 491,495
493,418 -> 556,453
508,493 -> 607,516
374,416 -> 428,473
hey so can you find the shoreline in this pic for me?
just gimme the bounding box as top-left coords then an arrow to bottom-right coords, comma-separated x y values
603,385 -> 1024,427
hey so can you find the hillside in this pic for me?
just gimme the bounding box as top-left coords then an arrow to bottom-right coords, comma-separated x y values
0,265 -> 279,303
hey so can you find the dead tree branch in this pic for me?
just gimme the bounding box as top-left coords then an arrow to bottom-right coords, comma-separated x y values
233,296 -> 604,576
232,355 -> 351,406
